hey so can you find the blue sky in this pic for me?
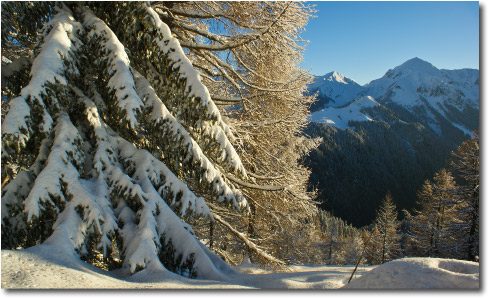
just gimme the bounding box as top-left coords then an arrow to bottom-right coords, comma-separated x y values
300,1 -> 479,85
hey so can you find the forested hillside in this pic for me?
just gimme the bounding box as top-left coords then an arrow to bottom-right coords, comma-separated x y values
305,119 -> 450,227
306,58 -> 479,227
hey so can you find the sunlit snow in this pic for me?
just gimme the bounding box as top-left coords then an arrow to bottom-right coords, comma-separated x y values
1,245 -> 479,289
311,96 -> 379,130
310,58 -> 478,136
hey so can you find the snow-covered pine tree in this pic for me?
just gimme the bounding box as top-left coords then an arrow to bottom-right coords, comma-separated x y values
0,2 -> 288,279
450,132 -> 479,261
405,169 -> 459,258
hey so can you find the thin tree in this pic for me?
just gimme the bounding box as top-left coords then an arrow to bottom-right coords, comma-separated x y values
317,210 -> 362,265
374,193 -> 400,264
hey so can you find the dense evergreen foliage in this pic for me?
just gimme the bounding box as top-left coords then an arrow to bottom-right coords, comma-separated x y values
316,210 -> 364,265
305,121 -> 452,227
304,98 -> 474,227
405,169 -> 460,258
449,132 -> 479,261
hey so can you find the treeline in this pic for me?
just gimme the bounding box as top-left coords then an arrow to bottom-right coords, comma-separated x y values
315,133 -> 479,265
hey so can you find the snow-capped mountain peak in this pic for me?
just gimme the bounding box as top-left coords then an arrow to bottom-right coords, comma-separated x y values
323,71 -> 357,85
308,71 -> 365,108
394,57 -> 438,74
367,57 -> 478,109
310,58 -> 479,136
372,58 -> 441,90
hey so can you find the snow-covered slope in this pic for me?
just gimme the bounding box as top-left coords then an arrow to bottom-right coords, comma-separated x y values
309,71 -> 365,108
0,245 -> 249,289
310,96 -> 380,130
1,246 -> 479,289
310,58 -> 479,135
366,57 -> 478,109
366,58 -> 442,106
0,244 -> 368,289
365,58 -> 478,135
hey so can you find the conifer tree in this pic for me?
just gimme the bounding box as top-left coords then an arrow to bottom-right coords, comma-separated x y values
0,1 -> 319,278
363,225 -> 381,265
450,132 -> 479,261
405,169 -> 459,258
372,193 -> 400,264
1,1 -> 52,61
317,210 -> 363,265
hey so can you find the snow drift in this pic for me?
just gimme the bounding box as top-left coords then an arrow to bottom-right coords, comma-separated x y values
346,257 -> 479,289
1,246 -> 479,289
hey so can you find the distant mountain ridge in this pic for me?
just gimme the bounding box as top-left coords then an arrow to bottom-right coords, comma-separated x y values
308,71 -> 365,112
310,57 -> 479,139
305,58 -> 479,227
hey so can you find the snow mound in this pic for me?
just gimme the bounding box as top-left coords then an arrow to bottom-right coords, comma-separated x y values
1,245 -> 249,289
2,248 -> 478,289
345,257 -> 479,289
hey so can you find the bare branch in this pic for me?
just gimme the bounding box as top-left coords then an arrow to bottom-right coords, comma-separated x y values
248,172 -> 285,180
211,95 -> 242,103
173,2 -> 292,52
212,213 -> 285,265
224,172 -> 286,191
158,13 -> 226,44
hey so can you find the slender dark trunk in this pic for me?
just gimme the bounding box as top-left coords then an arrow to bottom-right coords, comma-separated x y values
328,240 -> 333,265
209,220 -> 214,249
467,200 -> 478,261
247,200 -> 256,258
381,230 -> 386,264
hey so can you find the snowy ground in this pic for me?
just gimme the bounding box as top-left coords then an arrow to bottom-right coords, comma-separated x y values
346,257 -> 479,289
0,244 -> 479,290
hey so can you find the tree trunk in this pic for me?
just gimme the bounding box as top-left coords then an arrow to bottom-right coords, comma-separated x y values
247,200 -> 256,259
209,220 -> 214,249
381,232 -> 387,264
328,240 -> 333,265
